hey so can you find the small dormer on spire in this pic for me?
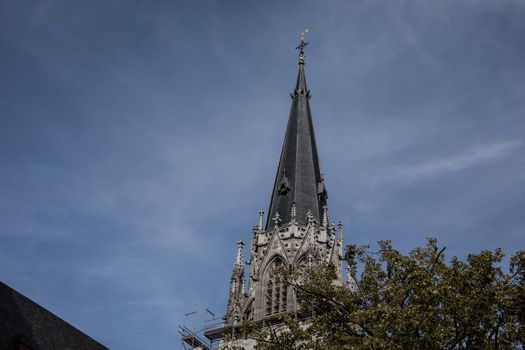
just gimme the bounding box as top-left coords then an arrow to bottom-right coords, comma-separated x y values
318,173 -> 328,206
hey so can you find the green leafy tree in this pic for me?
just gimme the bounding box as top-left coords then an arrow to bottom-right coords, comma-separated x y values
235,239 -> 524,350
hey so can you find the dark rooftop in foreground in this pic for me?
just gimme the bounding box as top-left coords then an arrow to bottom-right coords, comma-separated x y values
0,281 -> 108,350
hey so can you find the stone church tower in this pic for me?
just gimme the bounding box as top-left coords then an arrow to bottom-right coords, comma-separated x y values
203,38 -> 344,348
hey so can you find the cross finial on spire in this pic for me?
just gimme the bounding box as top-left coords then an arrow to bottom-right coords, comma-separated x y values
295,28 -> 309,64
306,210 -> 315,224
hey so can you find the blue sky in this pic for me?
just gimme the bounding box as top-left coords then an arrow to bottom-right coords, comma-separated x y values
1,0 -> 524,348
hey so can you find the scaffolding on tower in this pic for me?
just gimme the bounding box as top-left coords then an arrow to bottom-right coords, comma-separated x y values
179,309 -> 222,350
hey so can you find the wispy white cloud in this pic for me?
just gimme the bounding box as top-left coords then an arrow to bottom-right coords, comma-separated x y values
396,140 -> 523,180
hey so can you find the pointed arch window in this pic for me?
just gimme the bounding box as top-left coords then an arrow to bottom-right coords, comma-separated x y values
296,254 -> 311,281
264,258 -> 288,316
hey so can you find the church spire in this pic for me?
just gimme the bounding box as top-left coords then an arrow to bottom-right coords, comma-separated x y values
202,34 -> 345,345
266,33 -> 327,229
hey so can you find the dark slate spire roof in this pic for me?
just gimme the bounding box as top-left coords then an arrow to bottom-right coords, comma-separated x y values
266,54 -> 327,229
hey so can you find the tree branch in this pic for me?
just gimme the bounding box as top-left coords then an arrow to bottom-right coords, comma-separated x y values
429,246 -> 446,273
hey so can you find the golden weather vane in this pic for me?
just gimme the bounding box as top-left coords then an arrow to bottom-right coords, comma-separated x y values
296,28 -> 310,62
300,28 -> 310,41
